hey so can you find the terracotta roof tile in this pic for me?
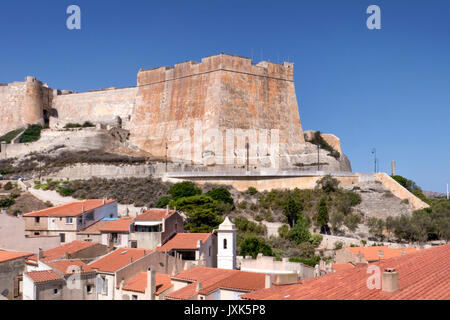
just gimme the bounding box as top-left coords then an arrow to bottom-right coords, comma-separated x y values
78,220 -> 116,235
99,217 -> 133,232
89,248 -> 151,273
26,270 -> 63,283
0,250 -> 33,263
158,233 -> 212,252
134,209 -> 175,221
46,259 -> 95,275
166,267 -> 266,300
24,199 -> 116,217
243,244 -> 450,300
121,272 -> 173,295
332,263 -> 355,272
27,240 -> 100,262
346,246 -> 419,261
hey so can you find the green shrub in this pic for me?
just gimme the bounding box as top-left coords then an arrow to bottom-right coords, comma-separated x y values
64,123 -> 83,129
315,197 -> 329,228
168,181 -> 202,201
59,187 -> 75,197
288,217 -> 311,244
0,128 -> 24,144
344,214 -> 361,232
3,182 -> 13,191
82,121 -> 95,127
309,233 -> 323,248
20,124 -> 43,143
289,255 -> 320,268
173,195 -> 223,233
240,237 -> 273,259
156,196 -> 171,208
237,201 -> 248,210
234,217 -> 266,235
206,187 -> 234,205
334,241 -> 343,250
246,187 -> 258,196
278,224 -> 290,239
0,197 -> 15,208
316,175 -> 340,193
331,212 -> 345,233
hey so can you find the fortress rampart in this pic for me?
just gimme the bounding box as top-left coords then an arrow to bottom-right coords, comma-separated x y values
131,53 -> 304,167
0,77 -> 50,136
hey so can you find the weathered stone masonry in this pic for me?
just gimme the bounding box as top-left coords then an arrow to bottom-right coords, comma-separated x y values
1,54 -> 308,168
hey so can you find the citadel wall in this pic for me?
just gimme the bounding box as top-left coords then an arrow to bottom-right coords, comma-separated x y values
0,77 -> 46,136
51,87 -> 137,130
130,53 -> 305,167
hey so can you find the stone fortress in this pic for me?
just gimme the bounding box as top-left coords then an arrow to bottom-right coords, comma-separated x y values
0,53 -> 349,171
0,53 -> 429,212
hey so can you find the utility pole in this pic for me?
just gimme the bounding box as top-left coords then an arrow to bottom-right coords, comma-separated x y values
245,143 -> 249,172
372,148 -> 377,173
317,144 -> 321,172
165,142 -> 168,173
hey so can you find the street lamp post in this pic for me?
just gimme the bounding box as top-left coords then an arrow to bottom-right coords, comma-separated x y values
165,142 -> 168,172
317,144 -> 321,172
372,148 -> 377,173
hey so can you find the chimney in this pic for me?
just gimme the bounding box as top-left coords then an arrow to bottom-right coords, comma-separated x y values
196,240 -> 202,249
38,248 -> 44,260
130,257 -> 133,264
196,281 -> 202,292
265,274 -> 272,289
166,205 -> 169,215
81,205 -> 85,214
103,198 -> 106,205
382,268 -> 399,293
147,268 -> 156,300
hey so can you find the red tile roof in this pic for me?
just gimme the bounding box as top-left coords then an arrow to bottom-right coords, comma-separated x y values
99,217 -> 133,232
27,240 -> 100,262
166,267 -> 266,300
332,263 -> 355,272
158,233 -> 212,252
346,246 -> 419,261
89,248 -> 151,273
0,250 -> 33,263
46,259 -> 96,275
77,220 -> 115,235
26,270 -> 62,283
121,272 -> 173,295
23,199 -> 116,217
134,209 -> 175,221
243,244 -> 450,300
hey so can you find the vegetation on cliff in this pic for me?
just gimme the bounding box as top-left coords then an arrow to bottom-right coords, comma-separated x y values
0,128 -> 24,144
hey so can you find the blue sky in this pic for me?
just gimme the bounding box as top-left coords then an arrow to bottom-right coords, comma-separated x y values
1,0 -> 449,192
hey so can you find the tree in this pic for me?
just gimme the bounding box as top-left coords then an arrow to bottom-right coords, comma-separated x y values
288,217 -> 311,244
367,217 -> 385,239
240,237 -> 273,259
283,195 -> 302,227
206,187 -> 234,205
316,175 -> 340,193
173,195 -> 223,233
330,212 -> 345,233
344,214 -> 361,232
315,197 -> 329,233
168,181 -> 202,201
156,196 -> 171,208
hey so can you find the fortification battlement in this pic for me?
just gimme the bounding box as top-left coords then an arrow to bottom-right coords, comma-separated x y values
138,53 -> 294,86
